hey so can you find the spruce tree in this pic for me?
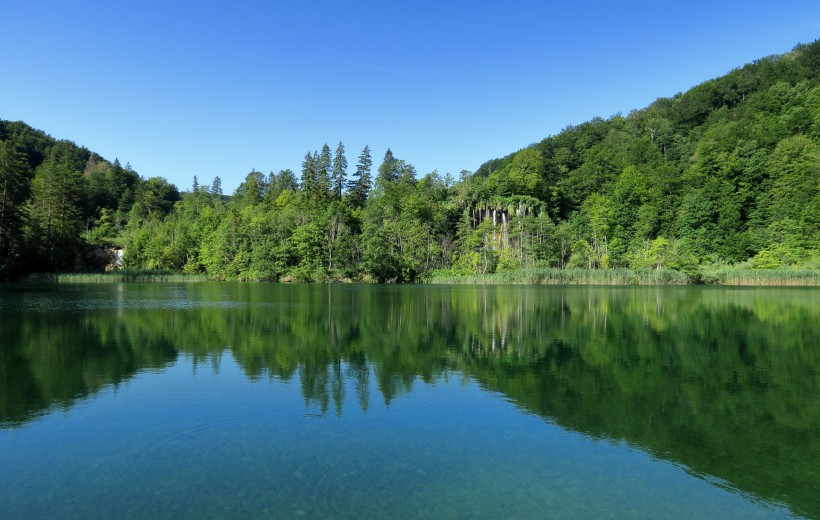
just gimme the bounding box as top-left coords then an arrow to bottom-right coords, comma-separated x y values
0,139 -> 30,277
318,144 -> 332,198
28,142 -> 84,270
332,141 -> 347,201
301,151 -> 318,196
347,145 -> 372,209
211,176 -> 222,197
376,148 -> 399,192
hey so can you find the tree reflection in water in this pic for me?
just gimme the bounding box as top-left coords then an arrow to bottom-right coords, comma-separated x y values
1,284 -> 818,516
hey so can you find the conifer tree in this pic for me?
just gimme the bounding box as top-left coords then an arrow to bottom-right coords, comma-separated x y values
28,142 -> 84,270
301,151 -> 317,195
347,145 -> 372,209
211,176 -> 223,197
318,144 -> 332,198
375,148 -> 399,193
0,139 -> 30,277
332,141 -> 347,201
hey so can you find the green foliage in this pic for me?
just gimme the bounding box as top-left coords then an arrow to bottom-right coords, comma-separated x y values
486,147 -> 544,197
4,40 -> 820,282
346,145 -> 372,209
287,222 -> 327,281
699,266 -> 820,285
129,176 -> 180,222
0,139 -> 30,278
26,269 -> 207,283
429,267 -> 692,285
26,142 -> 86,271
332,141 -> 347,201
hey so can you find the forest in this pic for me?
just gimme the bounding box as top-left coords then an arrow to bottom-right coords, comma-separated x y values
0,40 -> 818,282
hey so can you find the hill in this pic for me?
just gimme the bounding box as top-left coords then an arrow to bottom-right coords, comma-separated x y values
0,120 -> 180,278
2,40 -> 818,282
469,40 -> 820,271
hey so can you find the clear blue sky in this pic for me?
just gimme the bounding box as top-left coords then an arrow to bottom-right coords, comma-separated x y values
2,0 -> 819,194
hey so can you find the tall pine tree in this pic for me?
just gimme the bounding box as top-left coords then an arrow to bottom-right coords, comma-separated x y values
211,176 -> 223,197
27,142 -> 85,270
318,144 -> 332,198
375,148 -> 399,193
347,145 -> 372,209
332,141 -> 347,201
301,151 -> 318,198
0,139 -> 30,278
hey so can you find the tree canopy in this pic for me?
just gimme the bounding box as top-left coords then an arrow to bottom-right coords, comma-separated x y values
1,40 -> 819,280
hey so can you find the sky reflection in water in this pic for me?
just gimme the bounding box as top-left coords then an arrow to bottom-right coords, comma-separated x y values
1,283 -> 816,519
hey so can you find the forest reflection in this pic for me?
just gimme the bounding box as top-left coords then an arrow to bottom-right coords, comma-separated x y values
1,284 -> 818,517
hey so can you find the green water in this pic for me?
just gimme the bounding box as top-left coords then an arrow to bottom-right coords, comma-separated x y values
1,283 -> 818,519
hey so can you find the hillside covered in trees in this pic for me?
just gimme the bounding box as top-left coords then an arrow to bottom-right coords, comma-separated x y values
1,41 -> 818,282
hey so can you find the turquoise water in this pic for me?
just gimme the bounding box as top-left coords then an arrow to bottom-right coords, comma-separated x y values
1,283 -> 817,518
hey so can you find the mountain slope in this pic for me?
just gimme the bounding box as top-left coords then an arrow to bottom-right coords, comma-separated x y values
468,40 -> 820,270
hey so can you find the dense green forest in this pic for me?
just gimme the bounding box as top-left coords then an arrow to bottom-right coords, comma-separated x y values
1,41 -> 818,282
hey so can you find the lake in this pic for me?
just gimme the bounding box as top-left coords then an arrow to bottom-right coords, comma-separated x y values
1,283 -> 818,519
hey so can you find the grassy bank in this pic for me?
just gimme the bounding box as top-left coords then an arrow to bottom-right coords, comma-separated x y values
21,267 -> 820,286
699,267 -> 820,286
428,267 -> 820,286
25,269 -> 209,284
428,268 -> 691,285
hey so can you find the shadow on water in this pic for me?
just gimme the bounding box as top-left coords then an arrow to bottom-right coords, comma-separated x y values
1,283 -> 818,517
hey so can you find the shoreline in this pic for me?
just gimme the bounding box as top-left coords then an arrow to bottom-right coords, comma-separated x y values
15,267 -> 820,286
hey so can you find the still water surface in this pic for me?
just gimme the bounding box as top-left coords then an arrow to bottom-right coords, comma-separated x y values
1,283 -> 818,519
